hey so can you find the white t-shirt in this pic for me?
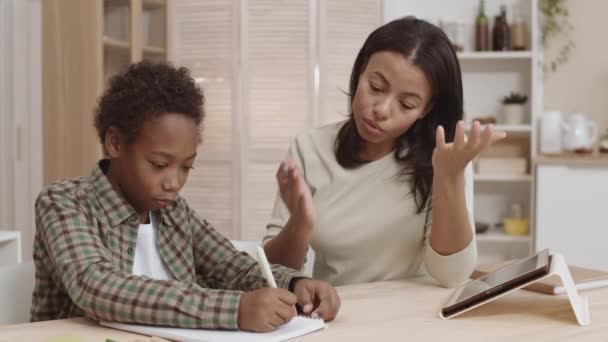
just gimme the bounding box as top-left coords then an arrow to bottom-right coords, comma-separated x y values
132,212 -> 174,280
263,122 -> 477,287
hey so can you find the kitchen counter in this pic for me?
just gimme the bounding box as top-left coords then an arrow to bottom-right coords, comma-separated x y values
535,153 -> 608,166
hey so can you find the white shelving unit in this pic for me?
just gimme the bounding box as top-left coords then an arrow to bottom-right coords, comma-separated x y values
385,0 -> 542,263
474,174 -> 532,182
469,124 -> 532,134
457,51 -> 533,60
477,232 -> 530,243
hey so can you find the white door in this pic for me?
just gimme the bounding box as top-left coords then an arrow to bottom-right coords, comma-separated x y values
0,0 -> 42,262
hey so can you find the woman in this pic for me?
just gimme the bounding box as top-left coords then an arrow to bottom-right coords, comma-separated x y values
262,17 -> 505,287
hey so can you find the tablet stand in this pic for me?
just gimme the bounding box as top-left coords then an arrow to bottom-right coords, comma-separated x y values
548,252 -> 590,326
440,251 -> 590,326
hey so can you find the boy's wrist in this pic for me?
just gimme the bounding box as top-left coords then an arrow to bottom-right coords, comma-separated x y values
288,277 -> 309,315
288,277 -> 308,292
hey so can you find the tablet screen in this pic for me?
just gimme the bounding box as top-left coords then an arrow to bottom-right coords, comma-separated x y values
442,249 -> 550,316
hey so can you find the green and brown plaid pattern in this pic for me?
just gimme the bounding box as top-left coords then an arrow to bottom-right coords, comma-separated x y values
31,160 -> 302,329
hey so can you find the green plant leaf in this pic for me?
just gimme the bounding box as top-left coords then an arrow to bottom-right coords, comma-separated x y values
540,0 -> 574,75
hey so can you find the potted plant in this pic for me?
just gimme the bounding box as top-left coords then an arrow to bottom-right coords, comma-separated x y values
540,0 -> 574,74
501,92 -> 528,125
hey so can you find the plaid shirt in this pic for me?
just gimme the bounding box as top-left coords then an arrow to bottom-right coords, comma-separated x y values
31,160 -> 302,329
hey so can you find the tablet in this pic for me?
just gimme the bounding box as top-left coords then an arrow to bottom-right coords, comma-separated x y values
441,249 -> 551,318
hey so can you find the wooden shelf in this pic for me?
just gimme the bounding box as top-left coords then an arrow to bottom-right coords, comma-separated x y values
535,154 -> 608,166
143,0 -> 165,10
466,124 -> 532,134
103,36 -> 130,50
143,45 -> 166,54
494,124 -> 532,133
44,0 -> 169,185
457,51 -> 533,60
474,174 -> 532,182
477,232 -> 530,243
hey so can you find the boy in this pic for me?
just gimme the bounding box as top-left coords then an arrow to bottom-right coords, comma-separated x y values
31,61 -> 340,332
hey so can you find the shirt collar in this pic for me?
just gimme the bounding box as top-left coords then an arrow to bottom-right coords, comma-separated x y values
90,159 -> 139,227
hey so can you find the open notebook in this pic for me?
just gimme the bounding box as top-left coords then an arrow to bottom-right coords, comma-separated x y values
101,316 -> 325,342
473,260 -> 608,295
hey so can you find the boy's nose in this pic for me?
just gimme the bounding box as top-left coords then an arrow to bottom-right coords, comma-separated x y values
162,176 -> 180,193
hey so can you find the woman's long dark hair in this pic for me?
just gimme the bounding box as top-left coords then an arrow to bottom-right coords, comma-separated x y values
335,16 -> 463,214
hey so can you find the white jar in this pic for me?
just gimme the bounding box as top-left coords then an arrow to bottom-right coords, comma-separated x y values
540,111 -> 562,155
502,104 -> 525,125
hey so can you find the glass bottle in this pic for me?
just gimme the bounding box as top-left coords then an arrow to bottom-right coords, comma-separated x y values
475,0 -> 489,51
510,14 -> 527,50
492,5 -> 510,51
599,129 -> 608,153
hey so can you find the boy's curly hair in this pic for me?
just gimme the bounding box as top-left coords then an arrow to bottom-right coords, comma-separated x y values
94,61 -> 204,152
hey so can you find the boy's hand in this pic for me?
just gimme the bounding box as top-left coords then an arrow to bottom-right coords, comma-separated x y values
292,279 -> 341,321
238,288 -> 297,332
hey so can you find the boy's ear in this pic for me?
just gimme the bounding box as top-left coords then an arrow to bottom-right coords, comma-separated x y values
104,126 -> 124,158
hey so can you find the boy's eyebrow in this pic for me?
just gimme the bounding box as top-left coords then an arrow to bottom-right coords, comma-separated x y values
151,152 -> 197,160
371,71 -> 423,101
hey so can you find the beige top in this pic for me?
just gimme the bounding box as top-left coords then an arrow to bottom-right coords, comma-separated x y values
263,122 -> 476,287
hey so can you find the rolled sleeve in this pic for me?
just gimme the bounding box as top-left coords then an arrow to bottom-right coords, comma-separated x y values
424,238 -> 477,288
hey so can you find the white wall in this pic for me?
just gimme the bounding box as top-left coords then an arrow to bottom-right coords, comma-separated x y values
0,0 -> 42,262
543,0 -> 608,131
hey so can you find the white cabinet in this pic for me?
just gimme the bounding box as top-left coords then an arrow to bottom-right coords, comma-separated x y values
535,165 -> 608,271
1,0 -> 42,263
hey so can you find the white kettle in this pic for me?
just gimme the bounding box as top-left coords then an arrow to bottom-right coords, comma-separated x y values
561,113 -> 599,153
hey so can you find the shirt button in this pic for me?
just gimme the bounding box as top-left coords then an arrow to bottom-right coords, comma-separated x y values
127,247 -> 134,255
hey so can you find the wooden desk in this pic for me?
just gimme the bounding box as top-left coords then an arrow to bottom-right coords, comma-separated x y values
2,278 -> 608,341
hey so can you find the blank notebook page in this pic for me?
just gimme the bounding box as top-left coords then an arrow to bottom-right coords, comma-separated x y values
101,316 -> 326,342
